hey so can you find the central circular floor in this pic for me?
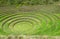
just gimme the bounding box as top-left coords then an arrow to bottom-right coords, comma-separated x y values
12,22 -> 33,33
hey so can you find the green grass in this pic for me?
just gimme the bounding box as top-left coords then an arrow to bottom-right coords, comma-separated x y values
0,5 -> 60,36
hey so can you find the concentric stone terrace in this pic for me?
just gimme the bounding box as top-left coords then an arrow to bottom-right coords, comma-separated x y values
0,12 -> 60,35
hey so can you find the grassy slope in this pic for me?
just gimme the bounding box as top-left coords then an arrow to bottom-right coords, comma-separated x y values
0,5 -> 60,36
